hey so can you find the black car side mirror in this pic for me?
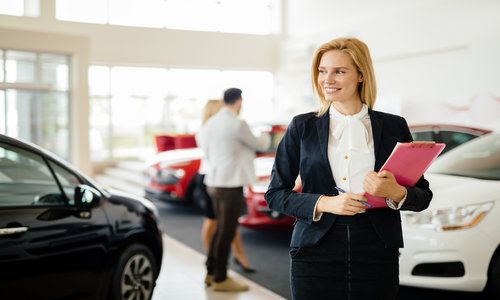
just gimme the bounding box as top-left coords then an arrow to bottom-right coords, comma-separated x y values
74,184 -> 101,207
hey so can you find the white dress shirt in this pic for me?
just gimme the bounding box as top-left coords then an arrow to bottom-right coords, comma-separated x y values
313,104 -> 405,221
196,107 -> 270,188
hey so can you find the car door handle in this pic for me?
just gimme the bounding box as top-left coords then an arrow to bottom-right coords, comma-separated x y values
0,227 -> 29,236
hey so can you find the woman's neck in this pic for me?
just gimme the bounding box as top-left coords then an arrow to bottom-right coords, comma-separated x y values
331,100 -> 363,116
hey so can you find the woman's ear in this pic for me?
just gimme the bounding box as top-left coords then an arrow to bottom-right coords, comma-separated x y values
358,74 -> 364,82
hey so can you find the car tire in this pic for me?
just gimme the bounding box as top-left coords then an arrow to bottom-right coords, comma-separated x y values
486,251 -> 500,298
110,243 -> 157,300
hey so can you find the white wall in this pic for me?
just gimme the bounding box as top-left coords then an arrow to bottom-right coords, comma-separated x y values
277,0 -> 500,129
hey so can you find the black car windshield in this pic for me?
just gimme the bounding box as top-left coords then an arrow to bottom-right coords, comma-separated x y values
429,133 -> 500,180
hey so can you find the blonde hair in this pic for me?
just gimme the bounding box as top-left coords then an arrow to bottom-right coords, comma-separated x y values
202,99 -> 223,124
311,37 -> 377,117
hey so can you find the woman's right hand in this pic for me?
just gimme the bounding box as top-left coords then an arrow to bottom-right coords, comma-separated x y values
316,193 -> 368,215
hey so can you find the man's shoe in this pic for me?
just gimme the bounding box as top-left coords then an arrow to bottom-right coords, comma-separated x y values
212,277 -> 249,292
204,274 -> 213,287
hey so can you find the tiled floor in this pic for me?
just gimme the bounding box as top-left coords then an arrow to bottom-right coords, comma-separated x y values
152,235 -> 286,300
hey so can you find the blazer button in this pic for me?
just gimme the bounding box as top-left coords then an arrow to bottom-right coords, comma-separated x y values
344,155 -> 349,159
342,177 -> 346,181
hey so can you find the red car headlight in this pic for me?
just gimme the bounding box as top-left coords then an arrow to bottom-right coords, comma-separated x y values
156,168 -> 186,185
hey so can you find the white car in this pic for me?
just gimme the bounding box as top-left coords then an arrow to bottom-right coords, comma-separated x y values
399,133 -> 500,297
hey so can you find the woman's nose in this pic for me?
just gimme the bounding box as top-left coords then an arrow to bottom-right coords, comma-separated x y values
325,73 -> 335,83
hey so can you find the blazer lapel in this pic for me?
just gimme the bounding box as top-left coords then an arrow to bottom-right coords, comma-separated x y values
368,109 -> 384,170
316,109 -> 336,185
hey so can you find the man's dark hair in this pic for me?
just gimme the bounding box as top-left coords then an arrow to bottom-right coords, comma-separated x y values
223,88 -> 242,104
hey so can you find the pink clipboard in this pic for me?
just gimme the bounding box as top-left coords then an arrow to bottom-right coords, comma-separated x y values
365,142 -> 446,209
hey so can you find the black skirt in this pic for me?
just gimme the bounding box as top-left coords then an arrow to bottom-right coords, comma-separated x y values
195,174 -> 216,219
290,214 -> 399,300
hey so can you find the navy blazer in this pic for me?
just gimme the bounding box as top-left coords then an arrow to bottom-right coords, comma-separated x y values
265,108 -> 433,248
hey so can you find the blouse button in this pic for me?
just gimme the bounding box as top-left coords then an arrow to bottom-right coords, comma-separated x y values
342,177 -> 347,181
344,155 -> 349,159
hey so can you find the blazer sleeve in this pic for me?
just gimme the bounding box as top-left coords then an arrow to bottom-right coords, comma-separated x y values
399,118 -> 434,212
264,117 -> 323,224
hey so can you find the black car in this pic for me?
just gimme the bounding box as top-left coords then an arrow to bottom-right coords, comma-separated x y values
0,134 -> 163,300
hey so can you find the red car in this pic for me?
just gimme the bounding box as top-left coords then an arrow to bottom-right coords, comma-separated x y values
145,147 -> 203,206
239,155 -> 297,230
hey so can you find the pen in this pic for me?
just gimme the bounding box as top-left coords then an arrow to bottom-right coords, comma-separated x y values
334,187 -> 372,208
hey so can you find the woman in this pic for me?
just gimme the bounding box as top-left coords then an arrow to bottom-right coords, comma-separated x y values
265,37 -> 432,299
197,99 -> 255,283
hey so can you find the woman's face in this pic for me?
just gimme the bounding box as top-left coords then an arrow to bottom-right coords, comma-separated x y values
318,50 -> 363,104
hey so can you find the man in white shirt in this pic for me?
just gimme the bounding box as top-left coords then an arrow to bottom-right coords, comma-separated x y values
196,88 -> 270,292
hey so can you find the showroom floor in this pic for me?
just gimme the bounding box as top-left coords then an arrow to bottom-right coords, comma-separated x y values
152,234 -> 285,300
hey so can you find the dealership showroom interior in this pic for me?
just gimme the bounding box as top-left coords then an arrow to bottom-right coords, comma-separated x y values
1,0 -> 500,299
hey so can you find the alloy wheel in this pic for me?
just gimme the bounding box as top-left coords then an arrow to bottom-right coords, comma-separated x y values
121,253 -> 154,300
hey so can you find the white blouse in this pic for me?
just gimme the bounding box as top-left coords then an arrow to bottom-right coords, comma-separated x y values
313,104 -> 405,221
328,103 -> 374,195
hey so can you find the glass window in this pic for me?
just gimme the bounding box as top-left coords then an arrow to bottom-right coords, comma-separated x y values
6,51 -> 37,83
0,143 -> 65,207
0,50 -> 4,82
89,65 -> 110,96
219,0 -> 271,35
164,0 -> 219,32
40,54 -> 69,91
167,69 -> 222,133
220,70 -> 274,122
430,134 -> 500,180
110,66 -> 167,97
88,65 -> 274,160
110,67 -> 168,158
5,90 -> 70,160
89,96 -> 112,161
411,131 -> 434,142
56,0 -> 108,24
0,90 -> 5,134
48,161 -> 82,205
438,131 -> 478,153
89,66 -> 112,160
1,50 -> 71,160
55,0 -> 277,34
0,0 -> 39,17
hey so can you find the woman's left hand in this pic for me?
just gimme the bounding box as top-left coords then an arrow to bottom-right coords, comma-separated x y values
363,170 -> 406,202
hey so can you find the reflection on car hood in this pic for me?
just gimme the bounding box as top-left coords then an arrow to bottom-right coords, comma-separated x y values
146,148 -> 204,166
419,173 -> 500,210
108,188 -> 159,216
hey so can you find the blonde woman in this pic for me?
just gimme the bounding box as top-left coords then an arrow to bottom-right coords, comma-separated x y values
265,37 -> 433,299
196,100 -> 255,280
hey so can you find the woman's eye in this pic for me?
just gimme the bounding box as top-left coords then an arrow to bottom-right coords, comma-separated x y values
319,69 -> 326,74
336,70 -> 345,75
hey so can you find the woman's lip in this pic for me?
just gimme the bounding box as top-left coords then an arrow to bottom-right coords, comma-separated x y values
324,87 -> 341,93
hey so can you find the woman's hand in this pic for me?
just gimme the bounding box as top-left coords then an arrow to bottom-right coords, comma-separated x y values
363,170 -> 406,202
316,192 -> 368,216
